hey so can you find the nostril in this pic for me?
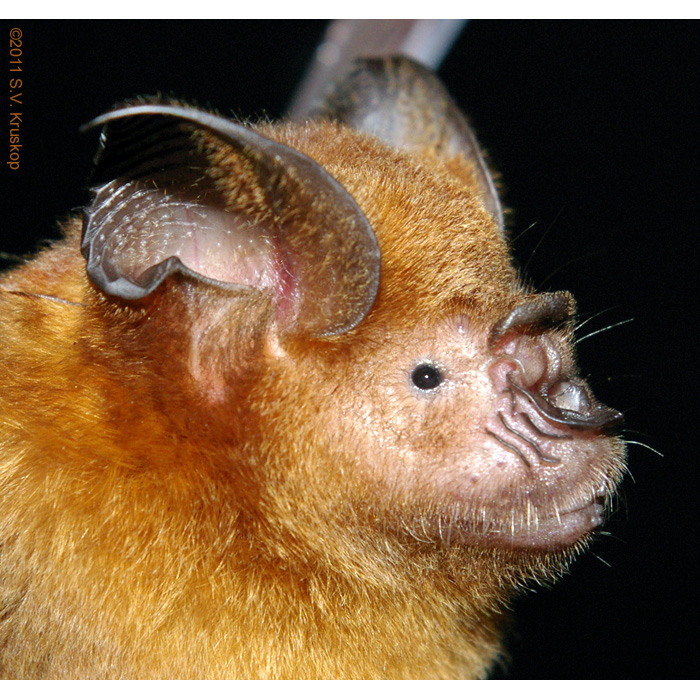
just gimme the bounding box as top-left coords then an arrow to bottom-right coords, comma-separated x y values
487,294 -> 624,435
501,337 -> 550,387
489,333 -> 560,395
489,291 -> 576,347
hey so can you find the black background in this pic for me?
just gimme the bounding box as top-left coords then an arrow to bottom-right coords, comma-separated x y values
1,20 -> 697,679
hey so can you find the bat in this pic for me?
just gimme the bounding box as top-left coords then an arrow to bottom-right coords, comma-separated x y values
0,55 -> 626,679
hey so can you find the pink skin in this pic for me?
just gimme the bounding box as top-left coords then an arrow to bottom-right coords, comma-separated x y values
350,307 -> 624,553
473,322 -> 621,549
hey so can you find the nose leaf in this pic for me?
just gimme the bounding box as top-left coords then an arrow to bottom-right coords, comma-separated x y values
489,291 -> 575,348
488,292 -> 623,434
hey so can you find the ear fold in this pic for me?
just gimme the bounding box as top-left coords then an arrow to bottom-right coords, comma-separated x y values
311,56 -> 504,232
82,103 -> 381,337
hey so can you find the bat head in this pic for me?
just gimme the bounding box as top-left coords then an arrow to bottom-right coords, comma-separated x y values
81,58 -> 625,588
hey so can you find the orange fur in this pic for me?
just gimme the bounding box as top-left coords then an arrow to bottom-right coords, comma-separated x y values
0,117 -> 625,678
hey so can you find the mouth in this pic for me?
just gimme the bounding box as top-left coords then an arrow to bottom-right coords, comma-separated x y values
475,371 -> 619,550
458,497 -> 607,551
499,500 -> 605,550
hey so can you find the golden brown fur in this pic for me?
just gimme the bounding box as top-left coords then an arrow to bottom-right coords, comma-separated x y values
0,117 -> 624,678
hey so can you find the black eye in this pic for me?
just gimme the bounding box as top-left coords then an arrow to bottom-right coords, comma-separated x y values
411,363 -> 443,391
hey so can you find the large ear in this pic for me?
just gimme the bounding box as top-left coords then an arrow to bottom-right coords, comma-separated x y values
81,103 -> 380,337
311,56 -> 504,232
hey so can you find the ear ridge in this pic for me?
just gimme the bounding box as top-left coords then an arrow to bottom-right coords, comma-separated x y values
82,103 -> 381,337
87,107 -> 207,185
312,56 -> 505,233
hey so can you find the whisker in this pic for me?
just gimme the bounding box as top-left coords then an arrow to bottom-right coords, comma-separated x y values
539,250 -> 601,288
523,209 -> 564,276
620,428 -> 655,438
623,440 -> 664,458
589,551 -> 612,568
419,517 -> 433,544
576,318 -> 634,344
445,518 -> 453,548
510,220 -> 539,245
597,530 -> 627,545
573,306 -> 623,334
397,514 -> 433,544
